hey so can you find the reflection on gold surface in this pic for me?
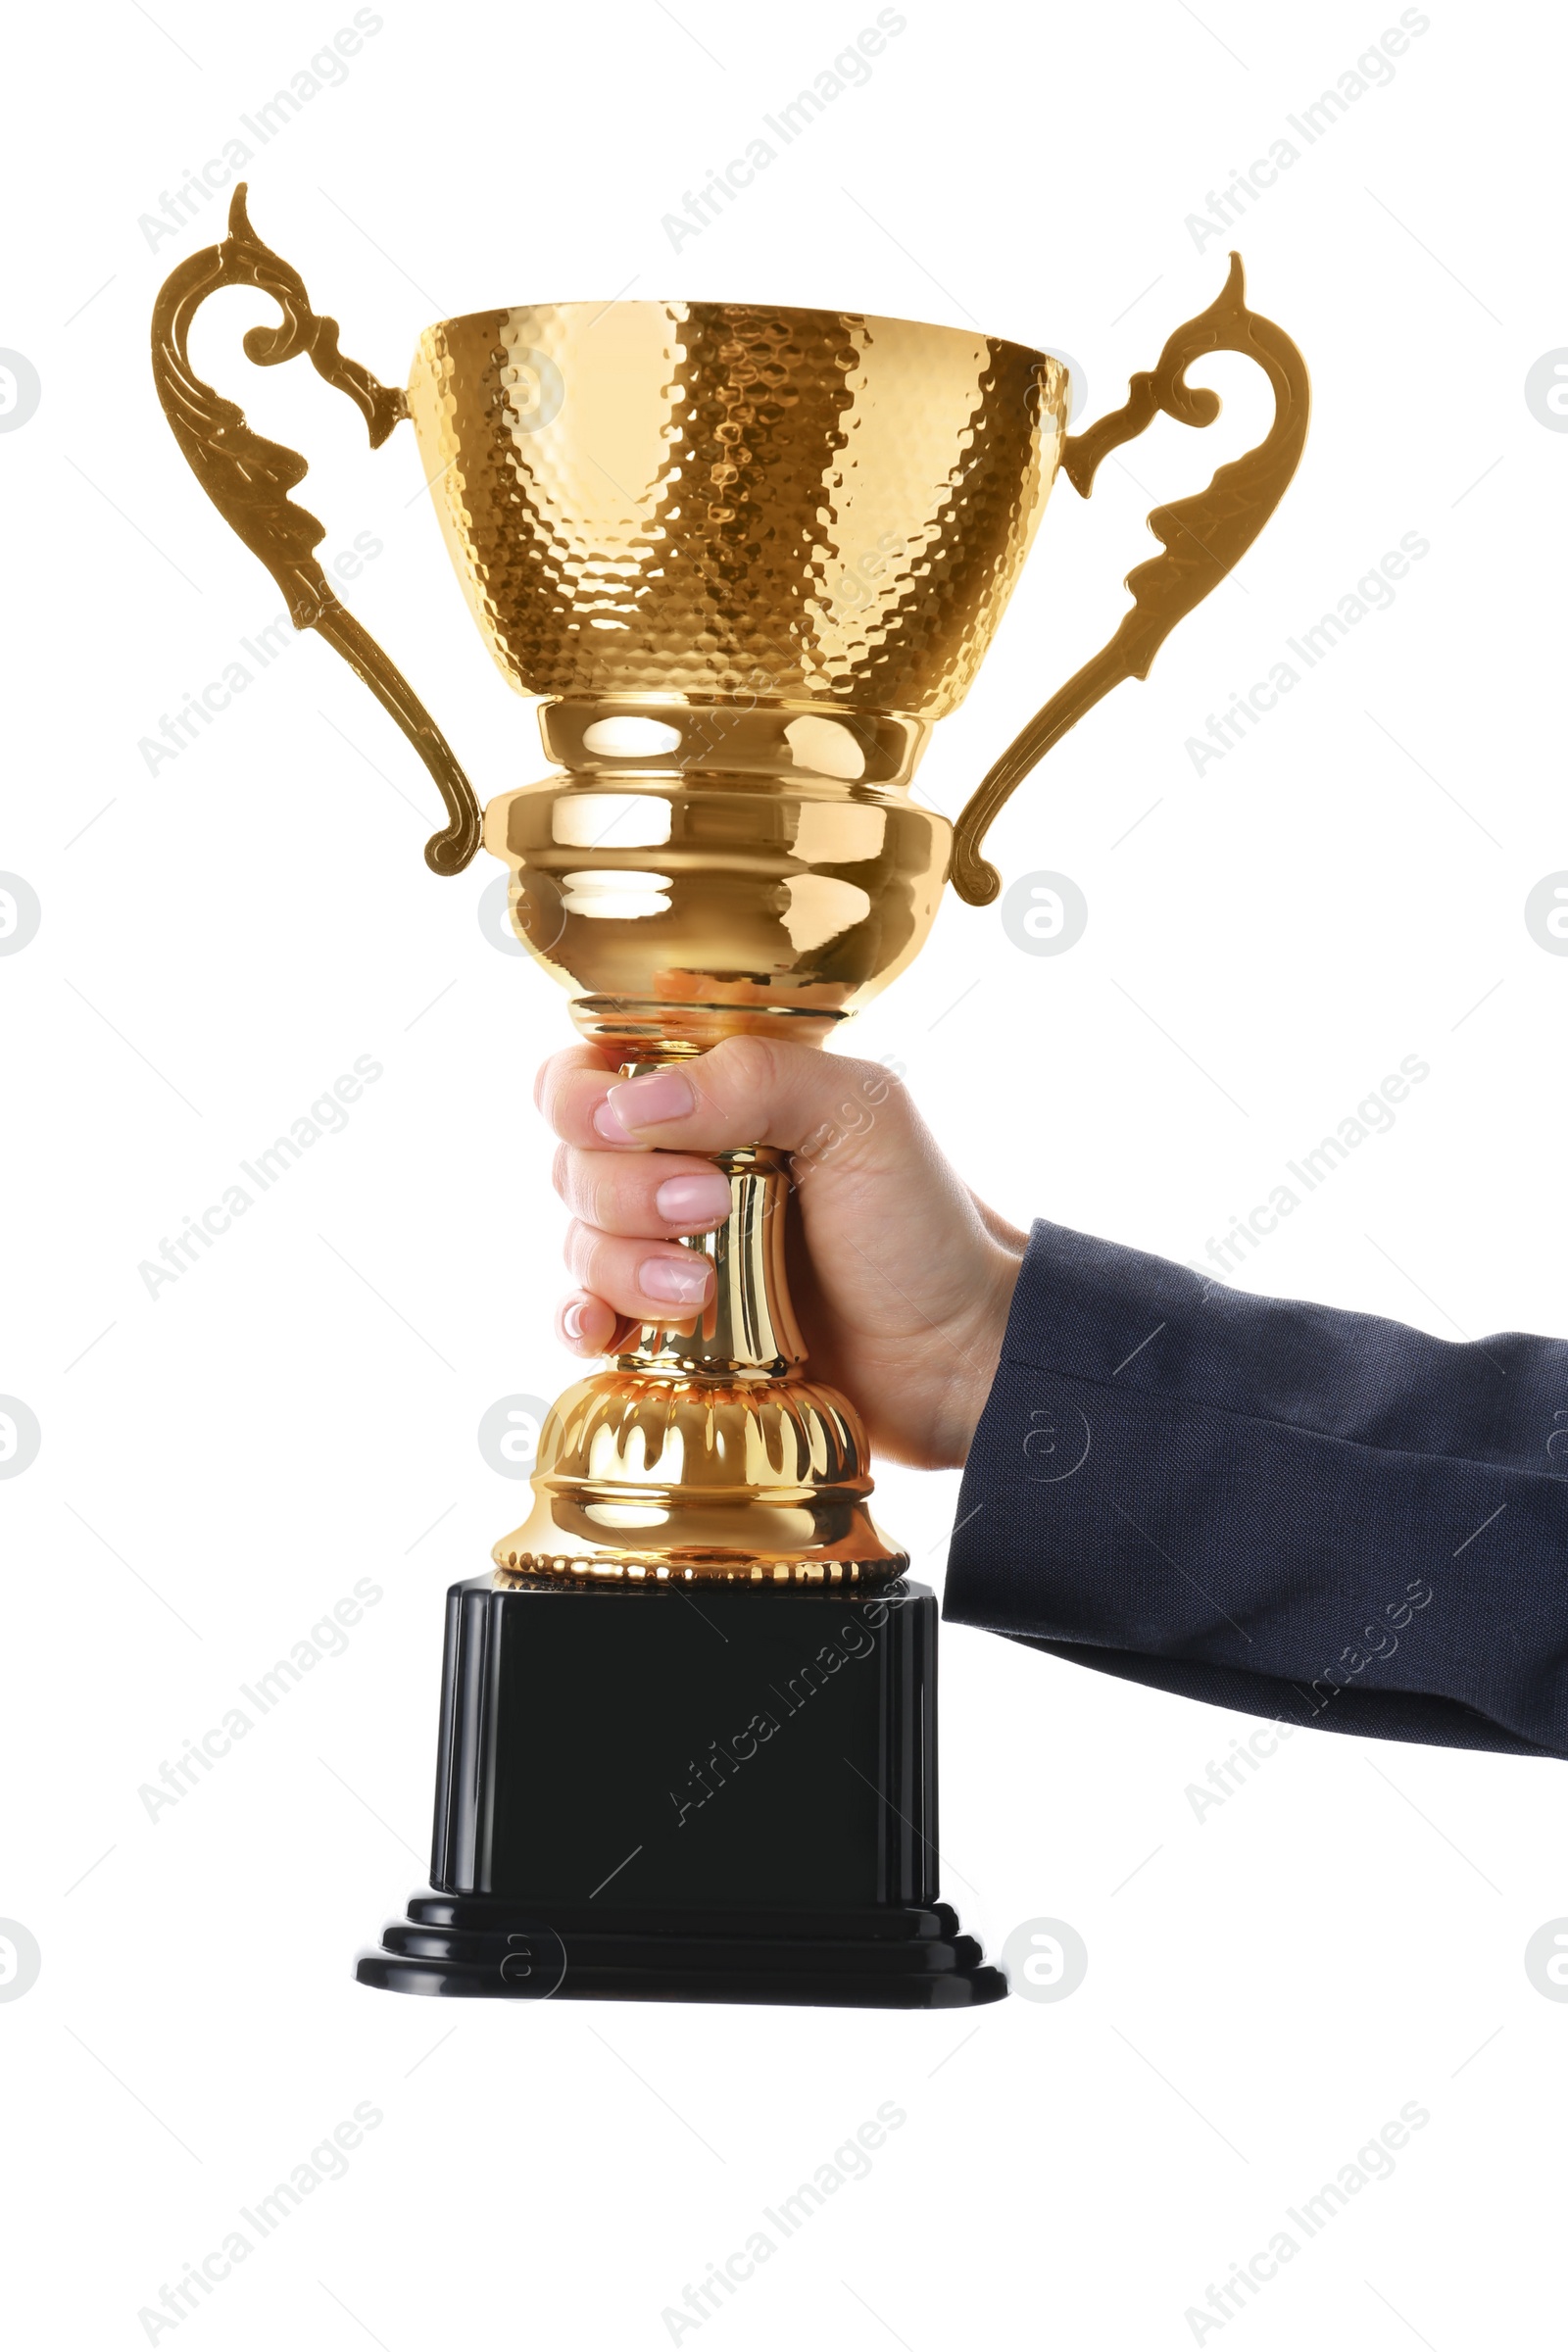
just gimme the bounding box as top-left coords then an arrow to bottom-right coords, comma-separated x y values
482,705 -> 947,1060
151,190 -> 1308,1588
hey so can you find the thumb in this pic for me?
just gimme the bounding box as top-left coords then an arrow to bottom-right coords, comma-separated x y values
595,1035 -> 919,1179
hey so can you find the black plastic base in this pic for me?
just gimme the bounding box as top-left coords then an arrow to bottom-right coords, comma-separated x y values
358,1892 -> 1006,2008
355,1575 -> 1005,2009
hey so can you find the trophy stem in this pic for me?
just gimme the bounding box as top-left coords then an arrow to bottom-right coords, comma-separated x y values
619,1140 -> 806,1380
610,1055 -> 805,1379
491,1092 -> 906,1587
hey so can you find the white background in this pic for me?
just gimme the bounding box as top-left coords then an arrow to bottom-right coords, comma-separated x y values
4,0 -> 1566,2343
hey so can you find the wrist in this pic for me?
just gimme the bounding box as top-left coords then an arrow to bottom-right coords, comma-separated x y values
939,1239 -> 1025,1470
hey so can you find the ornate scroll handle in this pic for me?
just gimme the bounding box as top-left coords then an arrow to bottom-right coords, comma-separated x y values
149,184 -> 481,876
951,254 -> 1310,906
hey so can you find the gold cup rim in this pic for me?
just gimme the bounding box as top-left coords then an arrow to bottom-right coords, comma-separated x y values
412,295 -> 1067,383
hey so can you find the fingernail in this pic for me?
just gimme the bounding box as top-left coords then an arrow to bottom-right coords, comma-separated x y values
592,1095 -> 635,1142
639,1254 -> 711,1305
563,1299 -> 586,1340
608,1068 -> 695,1130
655,1171 -> 732,1227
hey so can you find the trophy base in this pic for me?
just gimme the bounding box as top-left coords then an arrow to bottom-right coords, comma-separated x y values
356,1893 -> 1005,2008
354,1573 -> 1005,2012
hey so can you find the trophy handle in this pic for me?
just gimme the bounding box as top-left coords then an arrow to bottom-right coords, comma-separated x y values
950,253 -> 1310,906
149,184 -> 482,876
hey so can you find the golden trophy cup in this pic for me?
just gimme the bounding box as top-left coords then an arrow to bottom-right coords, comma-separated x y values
152,189 -> 1307,2005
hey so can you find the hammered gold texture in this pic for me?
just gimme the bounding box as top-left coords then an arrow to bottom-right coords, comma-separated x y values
406,303 -> 1067,716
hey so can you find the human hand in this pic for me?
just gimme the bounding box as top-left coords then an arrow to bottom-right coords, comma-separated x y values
535,1036 -> 1026,1471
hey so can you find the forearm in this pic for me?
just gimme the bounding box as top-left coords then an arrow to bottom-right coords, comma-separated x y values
946,1221 -> 1568,1757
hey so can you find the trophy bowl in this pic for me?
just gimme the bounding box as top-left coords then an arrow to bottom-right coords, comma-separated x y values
407,296 -> 1062,715
413,293 -> 1067,1060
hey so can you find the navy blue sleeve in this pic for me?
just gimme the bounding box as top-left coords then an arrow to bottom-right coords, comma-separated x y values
944,1220 -> 1568,1757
